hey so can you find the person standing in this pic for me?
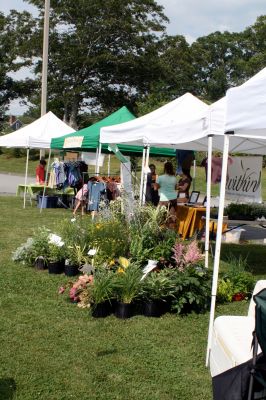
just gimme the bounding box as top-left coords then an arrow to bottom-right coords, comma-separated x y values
146,164 -> 159,206
36,158 -> 47,184
176,168 -> 192,203
155,161 -> 178,227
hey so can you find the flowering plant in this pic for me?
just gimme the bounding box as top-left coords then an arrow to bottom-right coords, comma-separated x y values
59,273 -> 94,307
172,240 -> 204,272
65,244 -> 88,267
47,233 -> 65,262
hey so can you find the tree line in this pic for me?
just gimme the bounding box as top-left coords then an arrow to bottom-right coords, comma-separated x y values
0,0 -> 265,130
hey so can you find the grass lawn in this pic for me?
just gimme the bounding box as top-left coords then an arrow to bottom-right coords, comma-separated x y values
1,196 -> 266,399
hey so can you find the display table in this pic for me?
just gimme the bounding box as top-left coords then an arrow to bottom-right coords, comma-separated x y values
176,205 -> 206,239
16,184 -> 74,205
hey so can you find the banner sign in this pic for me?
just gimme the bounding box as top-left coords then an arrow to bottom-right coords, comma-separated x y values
225,156 -> 262,203
108,144 -> 128,164
63,136 -> 84,148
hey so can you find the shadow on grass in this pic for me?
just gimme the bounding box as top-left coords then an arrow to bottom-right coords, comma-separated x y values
0,378 -> 16,399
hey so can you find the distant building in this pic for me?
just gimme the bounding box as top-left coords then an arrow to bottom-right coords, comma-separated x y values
9,115 -> 23,131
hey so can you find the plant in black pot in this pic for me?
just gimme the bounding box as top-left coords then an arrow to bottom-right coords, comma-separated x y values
47,234 -> 65,274
114,263 -> 142,319
65,244 -> 87,277
90,267 -> 116,318
140,269 -> 174,317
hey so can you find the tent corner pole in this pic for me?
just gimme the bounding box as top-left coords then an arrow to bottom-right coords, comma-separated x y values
206,133 -> 230,367
204,135 -> 213,269
139,147 -> 146,205
23,148 -> 30,209
142,145 -> 150,205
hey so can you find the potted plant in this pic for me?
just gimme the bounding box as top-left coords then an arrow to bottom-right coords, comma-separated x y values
114,263 -> 142,319
90,267 -> 115,318
140,270 -> 174,317
47,234 -> 65,274
65,244 -> 87,276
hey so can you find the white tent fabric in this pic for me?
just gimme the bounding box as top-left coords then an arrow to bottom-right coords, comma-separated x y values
225,67 -> 266,138
100,93 -> 209,147
206,66 -> 266,366
0,111 -> 75,149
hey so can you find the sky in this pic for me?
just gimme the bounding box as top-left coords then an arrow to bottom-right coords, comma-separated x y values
2,0 -> 266,114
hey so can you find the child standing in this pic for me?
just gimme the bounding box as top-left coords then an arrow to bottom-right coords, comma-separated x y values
73,181 -> 88,216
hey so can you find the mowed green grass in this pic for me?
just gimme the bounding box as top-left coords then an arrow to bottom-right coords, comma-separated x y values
1,196 -> 266,399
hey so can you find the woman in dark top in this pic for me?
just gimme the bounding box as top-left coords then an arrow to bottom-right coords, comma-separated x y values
177,168 -> 192,203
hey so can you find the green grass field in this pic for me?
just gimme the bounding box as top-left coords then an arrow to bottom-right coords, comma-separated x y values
0,196 -> 266,399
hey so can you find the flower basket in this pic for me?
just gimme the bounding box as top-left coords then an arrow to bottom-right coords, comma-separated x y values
91,301 -> 112,318
115,302 -> 133,319
48,261 -> 64,274
64,264 -> 79,277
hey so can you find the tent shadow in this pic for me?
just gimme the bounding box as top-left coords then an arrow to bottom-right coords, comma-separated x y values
0,378 -> 16,399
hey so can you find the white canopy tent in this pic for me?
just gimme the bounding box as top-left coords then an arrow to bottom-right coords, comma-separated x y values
101,75 -> 266,369
0,111 -> 75,148
206,66 -> 266,366
100,92 -> 209,147
0,111 -> 75,207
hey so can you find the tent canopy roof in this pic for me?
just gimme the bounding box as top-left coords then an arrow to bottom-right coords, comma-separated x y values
100,93 -> 209,147
0,111 -> 75,149
51,106 -> 176,158
225,67 -> 266,140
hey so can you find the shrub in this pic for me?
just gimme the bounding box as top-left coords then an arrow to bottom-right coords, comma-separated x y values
170,267 -> 212,314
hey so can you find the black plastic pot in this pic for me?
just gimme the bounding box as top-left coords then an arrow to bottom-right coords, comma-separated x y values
48,261 -> 64,274
115,302 -> 133,319
143,301 -> 163,317
34,256 -> 47,270
91,301 -> 111,318
64,264 -> 79,277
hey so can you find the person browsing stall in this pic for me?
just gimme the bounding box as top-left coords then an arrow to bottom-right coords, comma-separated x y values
155,161 -> 178,209
176,168 -> 192,203
146,164 -> 159,206
36,158 -> 47,184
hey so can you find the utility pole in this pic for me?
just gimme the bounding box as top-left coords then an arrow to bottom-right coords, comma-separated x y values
40,0 -> 50,159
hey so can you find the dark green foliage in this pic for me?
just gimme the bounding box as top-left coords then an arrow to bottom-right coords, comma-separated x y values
170,267 -> 212,314
225,202 -> 266,220
217,254 -> 255,303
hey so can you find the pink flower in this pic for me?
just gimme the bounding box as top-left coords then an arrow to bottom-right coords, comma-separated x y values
69,287 -> 78,302
183,241 -> 203,265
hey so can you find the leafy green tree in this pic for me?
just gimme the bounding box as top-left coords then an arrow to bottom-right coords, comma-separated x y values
190,31 -> 248,102
136,34 -> 196,115
18,0 -> 169,127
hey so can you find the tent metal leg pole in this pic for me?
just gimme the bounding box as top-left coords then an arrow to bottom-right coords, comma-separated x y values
204,135 -> 213,269
192,159 -> 196,191
23,148 -> 30,209
107,154 -> 111,176
95,148 -> 98,174
96,142 -> 102,175
142,145 -> 150,205
206,133 -> 230,366
40,149 -> 51,213
139,147 -> 146,205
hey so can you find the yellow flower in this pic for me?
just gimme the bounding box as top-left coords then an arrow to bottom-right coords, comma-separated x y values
109,259 -> 116,266
95,224 -> 101,229
118,257 -> 129,268
117,267 -> 125,274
